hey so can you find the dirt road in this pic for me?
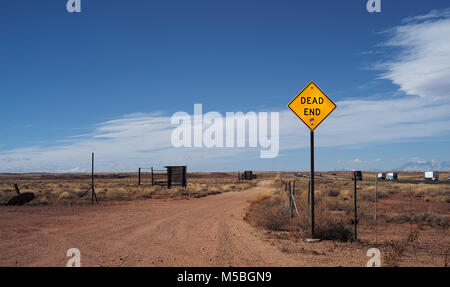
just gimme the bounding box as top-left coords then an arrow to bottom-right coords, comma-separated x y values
0,180 -> 301,267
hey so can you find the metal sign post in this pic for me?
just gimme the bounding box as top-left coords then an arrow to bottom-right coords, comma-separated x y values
310,131 -> 315,237
354,174 -> 357,241
288,82 -> 337,239
375,176 -> 378,243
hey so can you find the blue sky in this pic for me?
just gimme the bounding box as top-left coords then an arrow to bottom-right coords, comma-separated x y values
1,0 -> 450,172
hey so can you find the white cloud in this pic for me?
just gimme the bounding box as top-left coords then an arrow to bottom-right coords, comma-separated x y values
279,8 -> 450,150
278,96 -> 450,150
1,9 -> 450,172
0,113 -> 264,172
380,8 -> 450,100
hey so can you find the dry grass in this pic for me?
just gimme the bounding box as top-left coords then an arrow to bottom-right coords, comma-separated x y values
245,184 -> 291,231
0,173 -> 256,205
383,239 -> 408,267
246,172 -> 449,246
243,172 -> 449,266
245,179 -> 354,241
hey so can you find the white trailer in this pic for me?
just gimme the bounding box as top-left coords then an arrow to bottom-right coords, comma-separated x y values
377,173 -> 386,180
424,171 -> 439,181
386,172 -> 398,181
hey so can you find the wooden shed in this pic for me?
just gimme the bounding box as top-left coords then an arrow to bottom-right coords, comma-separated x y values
241,171 -> 256,180
165,166 -> 187,188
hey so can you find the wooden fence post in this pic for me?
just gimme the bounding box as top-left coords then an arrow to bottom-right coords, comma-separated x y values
289,182 -> 293,218
14,183 -> 20,195
151,167 -> 154,186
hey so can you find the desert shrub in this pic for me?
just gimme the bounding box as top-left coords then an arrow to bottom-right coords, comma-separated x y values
256,190 -> 273,201
75,191 -> 87,197
414,213 -> 449,229
387,213 -> 449,229
261,204 -> 290,231
105,190 -> 126,200
206,187 -> 221,195
246,192 -> 290,231
386,214 -> 411,224
58,191 -> 73,200
440,196 -> 450,204
359,191 -> 375,202
376,190 -> 391,199
315,214 -> 354,242
327,190 -> 340,197
414,191 -> 424,198
0,191 -> 14,205
383,240 -> 407,267
39,196 -> 49,205
324,198 -> 353,215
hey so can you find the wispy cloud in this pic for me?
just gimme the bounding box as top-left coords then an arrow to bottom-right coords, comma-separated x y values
380,8 -> 450,100
279,8 -> 450,150
1,9 -> 450,172
0,113 -> 262,172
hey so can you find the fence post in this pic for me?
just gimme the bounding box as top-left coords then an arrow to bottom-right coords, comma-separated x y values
151,167 -> 154,186
138,168 -> 141,186
409,187 -> 418,260
91,152 -> 98,205
14,183 -> 20,195
290,182 -> 293,218
291,180 -> 298,217
291,181 -> 295,218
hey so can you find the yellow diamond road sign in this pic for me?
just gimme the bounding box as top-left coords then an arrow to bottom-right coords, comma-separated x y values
288,82 -> 337,131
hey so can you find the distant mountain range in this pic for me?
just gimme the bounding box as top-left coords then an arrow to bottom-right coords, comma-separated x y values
396,160 -> 450,172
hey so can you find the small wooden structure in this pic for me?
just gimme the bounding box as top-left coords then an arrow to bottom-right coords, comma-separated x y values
139,166 -> 187,188
165,166 -> 187,188
241,171 -> 256,180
